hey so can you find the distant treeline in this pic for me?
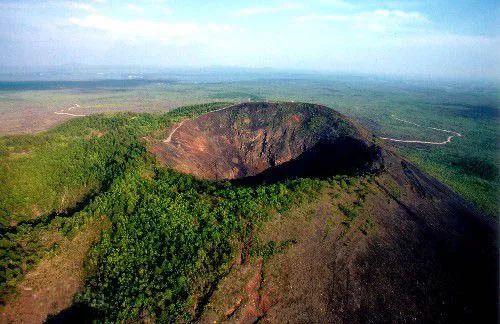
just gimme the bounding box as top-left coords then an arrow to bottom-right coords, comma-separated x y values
0,79 -> 175,91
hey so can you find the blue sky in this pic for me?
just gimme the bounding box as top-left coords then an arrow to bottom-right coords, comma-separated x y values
0,0 -> 498,79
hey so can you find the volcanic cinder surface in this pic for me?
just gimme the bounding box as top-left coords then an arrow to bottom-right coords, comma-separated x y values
152,102 -> 383,183
151,102 -> 498,323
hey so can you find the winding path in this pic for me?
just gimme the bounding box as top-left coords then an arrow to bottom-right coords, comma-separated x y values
54,112 -> 86,117
163,120 -> 186,143
163,103 -> 236,143
380,115 -> 462,145
54,103 -> 86,117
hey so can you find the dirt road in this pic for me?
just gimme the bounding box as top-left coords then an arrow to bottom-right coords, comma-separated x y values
163,104 -> 237,143
54,104 -> 86,117
380,115 -> 462,145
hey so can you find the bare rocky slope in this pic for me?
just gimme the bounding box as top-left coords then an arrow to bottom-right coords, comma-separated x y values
151,102 -> 498,323
151,102 -> 383,182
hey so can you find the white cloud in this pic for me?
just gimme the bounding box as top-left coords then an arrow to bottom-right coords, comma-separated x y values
234,3 -> 303,17
206,23 -> 232,33
398,33 -> 498,47
374,9 -> 425,20
0,1 -> 100,12
296,9 -> 428,32
68,14 -> 232,46
0,2 -> 48,10
127,4 -> 144,14
319,0 -> 355,9
65,2 -> 98,13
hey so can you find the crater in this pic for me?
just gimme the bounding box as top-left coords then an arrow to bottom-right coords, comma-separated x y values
151,102 -> 384,183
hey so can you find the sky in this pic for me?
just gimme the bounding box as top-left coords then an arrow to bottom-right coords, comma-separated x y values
0,0 -> 498,80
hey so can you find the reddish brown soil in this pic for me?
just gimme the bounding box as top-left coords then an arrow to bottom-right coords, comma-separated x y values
200,257 -> 270,324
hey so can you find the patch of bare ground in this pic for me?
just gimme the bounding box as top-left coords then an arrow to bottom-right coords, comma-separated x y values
0,216 -> 110,324
0,100 -> 205,136
5,150 -> 31,160
0,109 -> 62,135
200,257 -> 266,324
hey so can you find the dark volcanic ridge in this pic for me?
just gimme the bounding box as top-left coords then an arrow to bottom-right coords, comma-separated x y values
150,102 -> 498,322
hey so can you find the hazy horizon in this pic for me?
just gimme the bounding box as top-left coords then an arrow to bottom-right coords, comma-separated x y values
1,65 -> 499,85
1,0 -> 498,81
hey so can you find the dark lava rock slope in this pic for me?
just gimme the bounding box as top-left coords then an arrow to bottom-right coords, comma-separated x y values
151,102 -> 497,323
151,102 -> 383,182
